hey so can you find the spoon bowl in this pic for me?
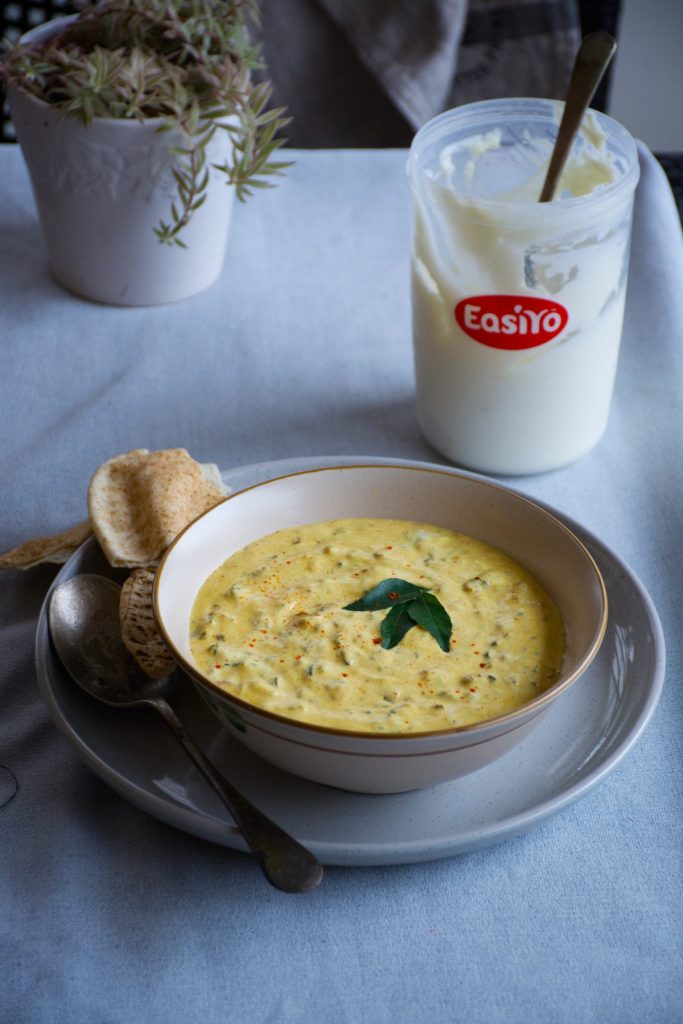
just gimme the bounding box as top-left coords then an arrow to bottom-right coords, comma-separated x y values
50,574 -> 175,706
49,574 -> 324,893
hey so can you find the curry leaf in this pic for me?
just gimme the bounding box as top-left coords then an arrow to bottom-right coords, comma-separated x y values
380,604 -> 417,649
343,577 -> 452,652
344,577 -> 428,612
407,592 -> 452,652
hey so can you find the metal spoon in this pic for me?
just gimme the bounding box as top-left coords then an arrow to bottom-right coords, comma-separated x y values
539,31 -> 617,202
48,574 -> 324,894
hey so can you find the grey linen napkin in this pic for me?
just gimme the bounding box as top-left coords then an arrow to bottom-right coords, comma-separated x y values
318,0 -> 468,129
256,0 -> 581,146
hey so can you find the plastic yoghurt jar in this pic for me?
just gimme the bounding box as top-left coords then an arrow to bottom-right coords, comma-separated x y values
407,98 -> 640,474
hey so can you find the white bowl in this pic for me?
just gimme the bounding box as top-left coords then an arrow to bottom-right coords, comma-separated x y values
154,465 -> 607,793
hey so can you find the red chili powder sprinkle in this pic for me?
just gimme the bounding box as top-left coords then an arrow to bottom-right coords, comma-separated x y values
469,687 -> 477,693
385,546 -> 393,550
372,638 -> 381,645
342,673 -> 348,678
479,663 -> 486,668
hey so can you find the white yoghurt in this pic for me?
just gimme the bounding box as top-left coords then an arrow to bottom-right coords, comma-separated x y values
408,101 -> 639,474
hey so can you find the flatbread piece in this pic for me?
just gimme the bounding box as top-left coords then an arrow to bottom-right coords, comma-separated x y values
0,520 -> 92,570
119,568 -> 176,679
88,448 -> 227,568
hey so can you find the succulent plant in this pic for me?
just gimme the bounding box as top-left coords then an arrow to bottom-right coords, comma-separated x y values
0,0 -> 289,246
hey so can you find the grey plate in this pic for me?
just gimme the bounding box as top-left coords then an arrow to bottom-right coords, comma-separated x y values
35,456 -> 665,866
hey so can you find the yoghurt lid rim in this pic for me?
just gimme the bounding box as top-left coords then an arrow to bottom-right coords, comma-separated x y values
407,97 -> 640,215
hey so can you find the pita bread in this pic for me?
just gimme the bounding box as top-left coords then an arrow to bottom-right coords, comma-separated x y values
119,568 -> 176,678
0,520 -> 91,570
197,462 -> 225,492
88,448 -> 227,568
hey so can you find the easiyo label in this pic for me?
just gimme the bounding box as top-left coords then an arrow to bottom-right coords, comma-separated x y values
454,295 -> 569,350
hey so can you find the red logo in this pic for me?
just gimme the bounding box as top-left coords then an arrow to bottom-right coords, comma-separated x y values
454,295 -> 569,350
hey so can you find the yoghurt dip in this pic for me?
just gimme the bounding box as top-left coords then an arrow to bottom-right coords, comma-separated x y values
407,99 -> 640,474
190,517 -> 565,734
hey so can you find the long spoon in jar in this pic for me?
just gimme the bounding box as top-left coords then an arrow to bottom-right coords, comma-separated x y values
539,31 -> 617,202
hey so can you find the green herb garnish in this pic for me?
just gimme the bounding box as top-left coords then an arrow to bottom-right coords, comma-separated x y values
344,577 -> 452,652
380,603 -> 416,648
344,577 -> 427,611
403,591 -> 452,652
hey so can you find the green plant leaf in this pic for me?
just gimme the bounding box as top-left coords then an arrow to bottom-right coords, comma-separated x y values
407,593 -> 452,652
344,578 -> 429,612
0,0 -> 291,247
380,604 -> 417,649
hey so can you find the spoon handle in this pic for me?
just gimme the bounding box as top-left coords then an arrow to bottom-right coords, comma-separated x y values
150,697 -> 323,893
539,31 -> 617,202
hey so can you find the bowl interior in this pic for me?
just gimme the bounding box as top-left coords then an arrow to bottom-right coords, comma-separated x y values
155,465 -> 606,708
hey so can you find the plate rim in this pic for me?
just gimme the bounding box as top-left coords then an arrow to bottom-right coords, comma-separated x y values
34,454 -> 666,865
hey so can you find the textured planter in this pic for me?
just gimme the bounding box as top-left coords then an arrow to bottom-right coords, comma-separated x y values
8,19 -> 236,306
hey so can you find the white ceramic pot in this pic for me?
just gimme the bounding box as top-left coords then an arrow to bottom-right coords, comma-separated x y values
8,19 -> 236,305
154,464 -> 608,793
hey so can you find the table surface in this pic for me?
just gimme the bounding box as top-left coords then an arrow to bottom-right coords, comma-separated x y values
1,143 -> 681,1024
